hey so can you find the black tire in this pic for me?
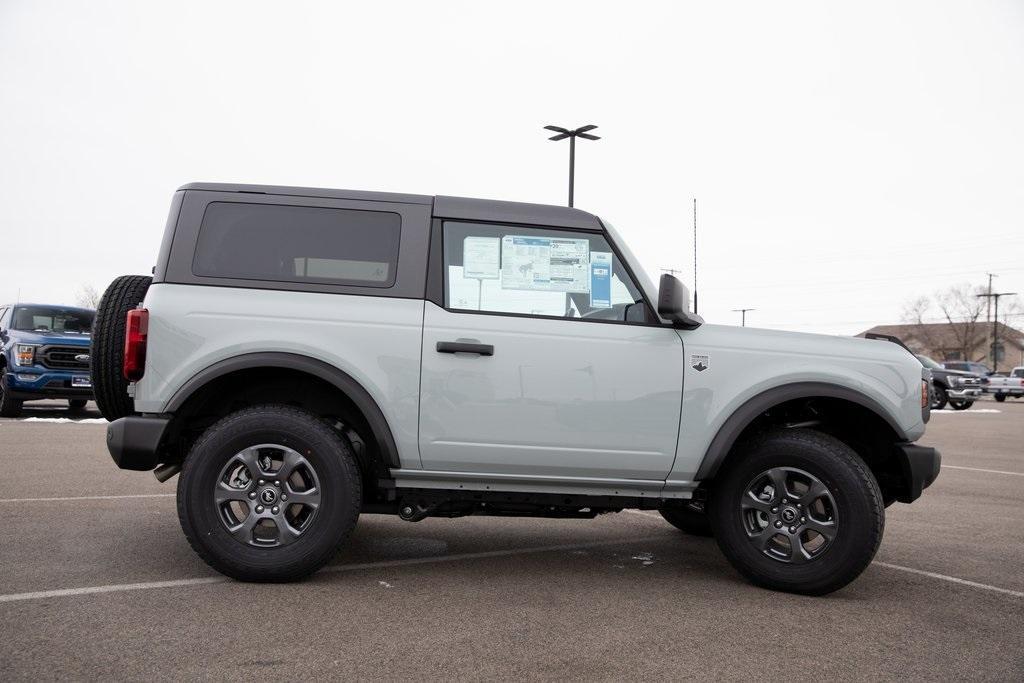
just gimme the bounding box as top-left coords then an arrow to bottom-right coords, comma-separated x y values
950,399 -> 973,411
0,376 -> 23,417
177,405 -> 362,582
708,429 -> 884,596
660,502 -> 713,537
68,399 -> 88,410
931,384 -> 948,410
91,275 -> 151,421
994,394 -> 1006,403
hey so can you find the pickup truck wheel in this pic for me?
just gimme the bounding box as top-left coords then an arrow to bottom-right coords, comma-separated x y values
994,394 -> 1006,403
930,385 -> 948,410
91,274 -> 152,422
68,399 -> 88,410
949,399 -> 973,411
708,429 -> 884,595
659,502 -> 713,537
177,405 -> 362,582
0,378 -> 23,417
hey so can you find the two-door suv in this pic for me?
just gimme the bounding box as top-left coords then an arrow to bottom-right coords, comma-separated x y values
93,183 -> 939,595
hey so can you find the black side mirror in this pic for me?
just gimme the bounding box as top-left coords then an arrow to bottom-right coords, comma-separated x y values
657,274 -> 703,330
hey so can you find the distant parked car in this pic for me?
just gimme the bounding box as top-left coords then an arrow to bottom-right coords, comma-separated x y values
0,304 -> 94,417
986,367 -> 1024,402
918,355 -> 982,410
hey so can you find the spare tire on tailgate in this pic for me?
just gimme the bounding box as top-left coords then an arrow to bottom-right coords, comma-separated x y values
91,275 -> 152,421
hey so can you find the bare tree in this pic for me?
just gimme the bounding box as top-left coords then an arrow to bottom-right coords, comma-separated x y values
75,284 -> 101,309
903,283 -> 988,361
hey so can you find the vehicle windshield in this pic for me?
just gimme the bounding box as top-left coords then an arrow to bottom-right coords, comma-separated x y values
917,355 -> 942,369
12,306 -> 94,334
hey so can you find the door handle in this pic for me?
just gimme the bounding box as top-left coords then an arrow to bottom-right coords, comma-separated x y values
436,341 -> 494,356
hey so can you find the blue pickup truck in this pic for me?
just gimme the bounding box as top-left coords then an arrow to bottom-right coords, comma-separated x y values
0,303 -> 95,417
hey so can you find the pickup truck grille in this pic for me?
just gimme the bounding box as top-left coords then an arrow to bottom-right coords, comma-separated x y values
38,345 -> 91,371
959,377 -> 981,386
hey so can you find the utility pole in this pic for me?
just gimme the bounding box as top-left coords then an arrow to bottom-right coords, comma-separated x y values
732,308 -> 755,327
543,125 -> 600,207
977,291 -> 1017,372
985,273 -> 997,323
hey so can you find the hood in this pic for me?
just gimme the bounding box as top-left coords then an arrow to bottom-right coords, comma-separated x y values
9,330 -> 91,346
939,368 -> 981,379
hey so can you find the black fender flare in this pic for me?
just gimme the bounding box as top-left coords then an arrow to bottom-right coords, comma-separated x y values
694,382 -> 909,480
165,352 -> 402,468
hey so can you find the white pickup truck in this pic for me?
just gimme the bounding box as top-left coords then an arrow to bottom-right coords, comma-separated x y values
987,367 -> 1024,402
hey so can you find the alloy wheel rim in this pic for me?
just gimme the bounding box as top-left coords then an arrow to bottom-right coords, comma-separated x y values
214,443 -> 321,547
740,467 -> 838,564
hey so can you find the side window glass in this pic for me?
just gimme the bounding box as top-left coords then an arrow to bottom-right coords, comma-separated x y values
442,221 -> 648,323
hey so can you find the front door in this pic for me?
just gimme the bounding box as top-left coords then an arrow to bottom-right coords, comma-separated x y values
418,220 -> 684,481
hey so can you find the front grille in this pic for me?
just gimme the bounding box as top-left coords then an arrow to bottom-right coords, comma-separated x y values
961,377 -> 981,386
38,345 -> 91,371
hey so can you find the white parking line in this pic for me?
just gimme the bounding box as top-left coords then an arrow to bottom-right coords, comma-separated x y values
0,493 -> 175,504
943,465 -> 1024,477
0,536 -> 663,604
872,562 -> 1024,599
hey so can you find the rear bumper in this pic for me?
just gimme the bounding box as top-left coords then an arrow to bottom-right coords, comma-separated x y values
894,443 -> 941,504
106,416 -> 170,471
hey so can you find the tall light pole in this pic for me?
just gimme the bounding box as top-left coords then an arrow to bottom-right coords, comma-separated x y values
544,125 -> 599,207
977,291 -> 1017,372
733,308 -> 755,327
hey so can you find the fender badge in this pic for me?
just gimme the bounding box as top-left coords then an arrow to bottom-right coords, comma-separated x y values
691,354 -> 709,372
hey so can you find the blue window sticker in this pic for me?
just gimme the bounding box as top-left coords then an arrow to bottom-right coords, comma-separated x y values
590,252 -> 612,309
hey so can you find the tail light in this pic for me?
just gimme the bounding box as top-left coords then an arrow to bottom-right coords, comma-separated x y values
921,380 -> 929,408
123,308 -> 149,381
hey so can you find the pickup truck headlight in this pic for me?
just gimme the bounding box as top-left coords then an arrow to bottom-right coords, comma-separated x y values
947,375 -> 959,387
14,344 -> 37,367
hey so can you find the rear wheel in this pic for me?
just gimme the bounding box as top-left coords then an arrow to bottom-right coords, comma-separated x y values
0,377 -> 23,417
949,399 -> 973,411
91,275 -> 151,421
994,394 -> 1006,403
177,405 -> 362,582
930,384 -> 948,410
660,502 -> 713,537
708,429 -> 884,595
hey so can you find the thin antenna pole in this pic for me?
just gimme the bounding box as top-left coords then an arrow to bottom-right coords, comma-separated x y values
568,136 -> 576,207
693,198 -> 698,315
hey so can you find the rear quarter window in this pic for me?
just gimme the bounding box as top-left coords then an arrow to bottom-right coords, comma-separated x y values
192,202 -> 401,288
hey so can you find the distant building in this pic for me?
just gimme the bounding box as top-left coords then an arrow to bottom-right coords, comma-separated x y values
859,321 -> 1024,369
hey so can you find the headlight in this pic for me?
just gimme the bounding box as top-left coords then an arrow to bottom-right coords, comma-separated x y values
947,375 -> 959,387
15,344 -> 36,366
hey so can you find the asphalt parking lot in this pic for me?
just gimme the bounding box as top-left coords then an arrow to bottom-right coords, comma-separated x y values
1,399 -> 1022,680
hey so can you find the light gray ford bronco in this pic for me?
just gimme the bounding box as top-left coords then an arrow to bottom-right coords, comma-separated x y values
94,183 -> 939,595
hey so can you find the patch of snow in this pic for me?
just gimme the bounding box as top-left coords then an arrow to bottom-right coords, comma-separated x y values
19,417 -> 107,424
378,581 -> 393,589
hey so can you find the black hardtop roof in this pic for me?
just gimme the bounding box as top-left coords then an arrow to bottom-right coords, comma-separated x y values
177,182 -> 604,231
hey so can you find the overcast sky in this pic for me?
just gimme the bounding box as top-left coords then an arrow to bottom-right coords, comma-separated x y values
2,0 -> 1022,334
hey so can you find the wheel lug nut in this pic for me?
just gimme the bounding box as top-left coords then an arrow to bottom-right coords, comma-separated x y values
248,491 -> 256,499
255,505 -> 264,513
800,517 -> 806,523
774,521 -> 782,528
782,498 -> 788,504
258,479 -> 265,486
281,494 -> 287,501
771,507 -> 778,513
272,506 -> 279,514
789,526 -> 797,533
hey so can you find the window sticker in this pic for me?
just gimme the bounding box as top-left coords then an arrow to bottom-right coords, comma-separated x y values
463,236 -> 500,280
589,252 -> 612,308
501,235 -> 590,293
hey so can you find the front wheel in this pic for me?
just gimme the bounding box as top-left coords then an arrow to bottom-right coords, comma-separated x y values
949,399 -> 973,411
708,429 -> 884,595
0,377 -> 22,418
177,405 -> 362,581
931,385 -> 948,410
994,394 -> 1006,403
